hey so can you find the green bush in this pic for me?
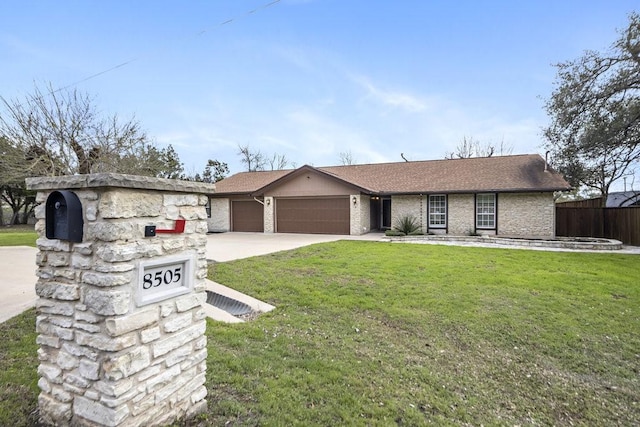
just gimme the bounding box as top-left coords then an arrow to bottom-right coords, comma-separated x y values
385,229 -> 406,237
393,215 -> 422,235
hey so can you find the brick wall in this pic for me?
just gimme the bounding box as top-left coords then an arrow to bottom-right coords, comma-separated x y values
207,198 -> 229,232
498,192 -> 556,237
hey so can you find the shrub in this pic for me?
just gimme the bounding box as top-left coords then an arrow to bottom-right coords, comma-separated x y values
393,215 -> 422,235
385,229 -> 406,237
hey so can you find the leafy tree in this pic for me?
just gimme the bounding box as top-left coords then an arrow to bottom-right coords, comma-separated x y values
202,159 -> 229,183
543,12 -> 640,205
0,83 -> 167,176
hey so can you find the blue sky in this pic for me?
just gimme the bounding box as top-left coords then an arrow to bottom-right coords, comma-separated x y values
1,1 -> 638,184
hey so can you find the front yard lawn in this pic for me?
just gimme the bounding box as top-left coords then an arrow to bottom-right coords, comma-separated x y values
0,225 -> 37,247
0,241 -> 638,426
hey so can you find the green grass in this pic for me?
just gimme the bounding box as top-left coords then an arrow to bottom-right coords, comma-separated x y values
0,225 -> 37,247
1,242 -> 638,426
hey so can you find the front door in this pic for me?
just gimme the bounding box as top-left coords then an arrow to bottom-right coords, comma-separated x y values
382,197 -> 392,229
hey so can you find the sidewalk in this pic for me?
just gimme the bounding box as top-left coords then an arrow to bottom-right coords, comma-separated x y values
0,246 -> 39,323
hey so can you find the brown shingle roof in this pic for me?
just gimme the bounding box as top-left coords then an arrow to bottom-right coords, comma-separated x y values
213,154 -> 571,195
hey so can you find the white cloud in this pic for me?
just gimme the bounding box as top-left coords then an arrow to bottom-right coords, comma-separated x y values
351,75 -> 427,113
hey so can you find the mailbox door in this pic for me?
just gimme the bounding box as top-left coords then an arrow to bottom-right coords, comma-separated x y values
45,190 -> 84,242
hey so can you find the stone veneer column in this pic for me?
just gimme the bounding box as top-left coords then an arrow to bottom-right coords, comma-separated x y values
25,174 -> 216,427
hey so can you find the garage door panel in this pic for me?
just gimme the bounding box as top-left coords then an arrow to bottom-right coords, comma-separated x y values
276,198 -> 349,234
232,201 -> 264,232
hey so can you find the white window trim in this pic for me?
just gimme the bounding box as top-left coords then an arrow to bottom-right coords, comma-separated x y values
476,193 -> 496,229
428,194 -> 447,228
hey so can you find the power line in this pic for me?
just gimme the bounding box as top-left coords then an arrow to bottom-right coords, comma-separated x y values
48,0 -> 282,97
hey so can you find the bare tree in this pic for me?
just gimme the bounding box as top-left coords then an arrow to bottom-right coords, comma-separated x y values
445,136 -> 513,159
268,153 -> 289,170
0,83 -> 169,176
339,150 -> 357,165
237,144 -> 267,172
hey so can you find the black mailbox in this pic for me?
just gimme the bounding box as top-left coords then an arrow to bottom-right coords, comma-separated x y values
45,190 -> 84,242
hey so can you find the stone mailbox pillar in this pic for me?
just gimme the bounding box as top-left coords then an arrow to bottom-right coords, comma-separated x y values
26,174 -> 216,427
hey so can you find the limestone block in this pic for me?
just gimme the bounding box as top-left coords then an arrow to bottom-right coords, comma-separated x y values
103,346 -> 151,380
82,271 -> 132,287
36,335 -> 60,349
178,206 -> 207,220
94,378 -> 134,398
73,243 -> 94,255
175,293 -> 203,313
137,364 -> 161,382
180,348 -> 207,372
56,350 -> 79,370
75,310 -> 103,324
34,202 -> 46,219
131,394 -> 155,417
47,252 -> 70,267
36,282 -> 80,301
38,363 -> 63,384
163,312 -> 193,333
73,395 -> 130,427
145,364 -> 181,392
71,253 -> 93,270
84,287 -> 131,316
37,299 -> 75,316
76,330 -> 137,352
164,194 -> 199,207
63,381 -> 86,395
74,321 -> 102,333
191,385 -> 207,404
152,320 -> 206,358
161,237 -> 185,252
100,386 -> 139,408
36,251 -> 47,266
84,390 -> 100,401
79,359 -> 101,381
96,244 -> 142,263
38,393 -> 72,424
164,205 -> 180,219
38,377 -> 52,393
140,326 -> 161,344
36,237 -> 70,252
105,308 -> 159,337
87,221 -> 135,242
155,369 -> 191,404
45,315 -> 74,329
165,345 -> 192,367
85,200 -> 98,221
62,342 -> 99,362
176,373 -> 206,403
94,262 -> 135,273
52,385 -> 73,403
99,190 -> 162,219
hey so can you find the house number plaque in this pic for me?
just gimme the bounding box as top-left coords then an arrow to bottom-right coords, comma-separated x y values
136,254 -> 194,306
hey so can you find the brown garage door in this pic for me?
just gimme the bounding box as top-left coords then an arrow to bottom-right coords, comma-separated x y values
276,198 -> 350,234
232,200 -> 264,232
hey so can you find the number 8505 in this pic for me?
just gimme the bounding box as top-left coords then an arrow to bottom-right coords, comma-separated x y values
142,267 -> 182,289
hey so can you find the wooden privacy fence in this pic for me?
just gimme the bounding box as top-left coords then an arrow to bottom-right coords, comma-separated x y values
556,207 -> 640,246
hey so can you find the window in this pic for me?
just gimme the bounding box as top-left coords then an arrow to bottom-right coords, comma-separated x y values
428,195 -> 447,228
476,193 -> 496,229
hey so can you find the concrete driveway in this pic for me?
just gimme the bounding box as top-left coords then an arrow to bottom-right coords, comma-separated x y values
0,232 -> 384,323
205,232 -> 383,262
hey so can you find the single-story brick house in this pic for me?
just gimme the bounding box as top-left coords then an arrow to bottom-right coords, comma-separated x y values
207,154 -> 571,237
